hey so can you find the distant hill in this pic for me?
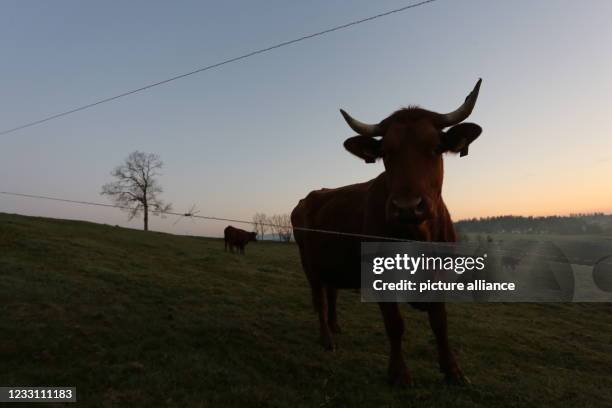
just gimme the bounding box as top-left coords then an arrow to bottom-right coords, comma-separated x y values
456,213 -> 612,235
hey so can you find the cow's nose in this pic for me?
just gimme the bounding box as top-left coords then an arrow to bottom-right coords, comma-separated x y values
391,197 -> 426,219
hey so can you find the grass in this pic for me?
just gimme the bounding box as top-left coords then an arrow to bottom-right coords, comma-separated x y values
1,212 -> 611,407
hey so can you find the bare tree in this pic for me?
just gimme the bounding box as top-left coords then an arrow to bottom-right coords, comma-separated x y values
101,151 -> 172,231
269,213 -> 292,242
278,214 -> 292,242
252,213 -> 268,241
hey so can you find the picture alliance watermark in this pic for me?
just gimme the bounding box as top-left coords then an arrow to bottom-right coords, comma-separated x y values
372,253 -> 516,293
361,241 -> 612,303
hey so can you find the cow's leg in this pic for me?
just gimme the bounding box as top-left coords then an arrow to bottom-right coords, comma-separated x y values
313,283 -> 334,350
427,302 -> 469,385
224,240 -> 228,252
327,286 -> 341,334
378,302 -> 412,386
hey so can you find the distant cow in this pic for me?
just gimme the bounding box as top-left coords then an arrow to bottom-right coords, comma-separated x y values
502,255 -> 520,271
292,80 -> 483,386
224,226 -> 257,254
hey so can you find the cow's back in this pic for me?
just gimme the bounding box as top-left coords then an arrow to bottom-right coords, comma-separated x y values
292,181 -> 374,288
226,226 -> 249,245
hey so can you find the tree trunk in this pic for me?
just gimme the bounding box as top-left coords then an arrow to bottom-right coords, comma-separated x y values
143,203 -> 149,231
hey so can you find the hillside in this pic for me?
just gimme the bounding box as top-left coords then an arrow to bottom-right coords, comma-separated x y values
0,212 -> 611,407
456,213 -> 612,235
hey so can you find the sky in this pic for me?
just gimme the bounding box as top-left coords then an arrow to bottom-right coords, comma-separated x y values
1,0 -> 611,237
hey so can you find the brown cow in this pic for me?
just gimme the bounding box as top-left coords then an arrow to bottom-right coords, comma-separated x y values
224,225 -> 257,254
291,79 -> 483,386
502,255 -> 521,271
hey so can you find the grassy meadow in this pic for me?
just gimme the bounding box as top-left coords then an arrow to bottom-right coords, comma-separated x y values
0,212 -> 611,407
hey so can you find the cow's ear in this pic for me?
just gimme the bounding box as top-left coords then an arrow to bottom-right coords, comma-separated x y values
344,136 -> 382,163
439,122 -> 482,157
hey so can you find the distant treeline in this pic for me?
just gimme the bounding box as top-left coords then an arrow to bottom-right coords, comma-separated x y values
455,213 -> 612,235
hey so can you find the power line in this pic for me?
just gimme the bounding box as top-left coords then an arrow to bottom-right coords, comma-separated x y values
0,190 -> 407,242
0,0 -> 438,137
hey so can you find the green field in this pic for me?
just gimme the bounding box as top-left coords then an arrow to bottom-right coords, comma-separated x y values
1,212 -> 611,407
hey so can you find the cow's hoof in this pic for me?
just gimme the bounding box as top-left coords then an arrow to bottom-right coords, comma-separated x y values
329,321 -> 342,334
388,373 -> 414,388
388,365 -> 414,387
444,371 -> 471,386
320,335 -> 336,351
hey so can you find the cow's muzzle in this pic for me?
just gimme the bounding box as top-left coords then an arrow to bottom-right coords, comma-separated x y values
388,196 -> 430,224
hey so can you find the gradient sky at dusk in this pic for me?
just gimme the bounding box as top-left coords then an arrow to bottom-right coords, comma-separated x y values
1,0 -> 611,236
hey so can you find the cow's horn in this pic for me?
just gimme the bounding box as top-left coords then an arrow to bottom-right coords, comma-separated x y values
438,78 -> 482,128
339,109 -> 382,137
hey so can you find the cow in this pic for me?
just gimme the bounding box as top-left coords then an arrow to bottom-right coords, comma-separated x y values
502,255 -> 521,271
224,225 -> 257,254
291,79 -> 483,386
